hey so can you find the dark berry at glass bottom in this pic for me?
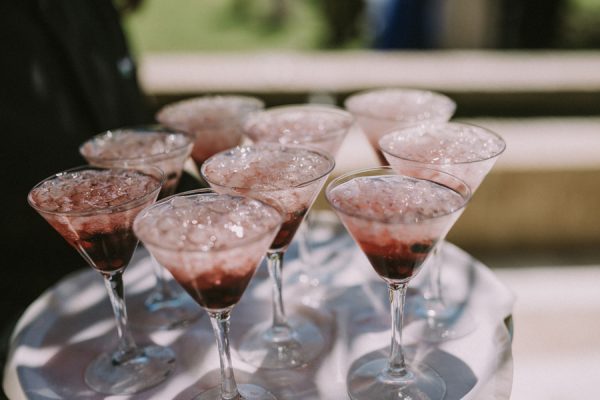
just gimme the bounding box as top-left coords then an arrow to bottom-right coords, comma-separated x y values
270,208 -> 307,250
172,267 -> 255,311
360,240 -> 434,282
69,229 -> 139,273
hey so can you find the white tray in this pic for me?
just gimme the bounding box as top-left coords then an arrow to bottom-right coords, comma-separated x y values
3,220 -> 514,400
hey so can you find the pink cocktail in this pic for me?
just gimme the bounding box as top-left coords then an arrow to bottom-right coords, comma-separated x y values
134,190 -> 282,400
379,122 -> 506,190
80,127 -> 199,330
326,166 -> 470,400
201,144 -> 335,369
243,104 -> 354,157
345,88 -> 455,164
379,122 -> 506,341
28,166 -> 175,395
156,95 -> 264,172
80,127 -> 193,197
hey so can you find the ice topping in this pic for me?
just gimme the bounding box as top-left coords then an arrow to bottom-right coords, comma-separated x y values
379,123 -> 506,164
244,107 -> 352,144
345,89 -> 455,122
327,175 -> 467,223
156,96 -> 263,132
80,129 -> 192,161
134,194 -> 282,252
29,169 -> 160,213
202,144 -> 334,191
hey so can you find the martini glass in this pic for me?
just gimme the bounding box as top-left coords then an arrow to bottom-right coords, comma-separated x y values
80,127 -> 201,330
27,166 -> 175,395
201,144 -> 335,369
243,104 -> 354,156
344,88 -> 455,164
242,104 -> 354,301
379,122 -> 506,341
325,166 -> 470,400
156,95 -> 265,174
134,190 -> 282,400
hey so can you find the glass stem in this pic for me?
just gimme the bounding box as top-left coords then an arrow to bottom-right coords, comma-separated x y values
387,283 -> 409,378
266,250 -> 292,340
151,256 -> 175,299
208,310 -> 240,400
425,244 -> 443,305
103,270 -> 137,363
297,222 -> 312,276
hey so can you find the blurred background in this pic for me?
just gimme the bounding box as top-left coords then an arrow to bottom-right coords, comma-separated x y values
121,0 -> 600,260
3,0 -> 600,398
122,1 -> 600,398
123,0 -> 600,51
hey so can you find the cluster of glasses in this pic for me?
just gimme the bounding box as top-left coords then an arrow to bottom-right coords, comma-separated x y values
27,88 -> 505,399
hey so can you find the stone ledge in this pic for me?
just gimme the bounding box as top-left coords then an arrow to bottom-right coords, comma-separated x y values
139,51 -> 600,116
139,51 -> 600,94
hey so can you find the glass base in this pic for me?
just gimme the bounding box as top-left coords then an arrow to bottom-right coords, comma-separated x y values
84,344 -> 175,395
132,287 -> 202,330
193,383 -> 276,400
411,311 -> 477,343
409,297 -> 476,342
347,357 -> 445,400
237,316 -> 325,369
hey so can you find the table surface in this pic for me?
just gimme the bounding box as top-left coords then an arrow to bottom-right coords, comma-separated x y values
3,217 -> 514,399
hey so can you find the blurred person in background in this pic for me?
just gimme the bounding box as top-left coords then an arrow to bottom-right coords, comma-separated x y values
0,0 -> 149,377
369,0 -> 443,49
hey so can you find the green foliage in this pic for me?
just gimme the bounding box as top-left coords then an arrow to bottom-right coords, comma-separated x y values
561,0 -> 600,48
123,0 -> 329,54
123,0 -> 600,54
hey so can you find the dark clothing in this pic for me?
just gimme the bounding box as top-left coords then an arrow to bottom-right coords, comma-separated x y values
0,0 -> 149,373
373,0 -> 439,49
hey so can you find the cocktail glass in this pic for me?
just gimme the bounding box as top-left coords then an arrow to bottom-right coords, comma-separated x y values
325,166 -> 470,400
242,104 -> 354,302
344,88 -> 456,164
27,166 -> 175,394
80,126 -> 200,329
156,95 -> 265,174
379,122 -> 506,341
201,144 -> 336,369
134,190 -> 282,400
243,104 -> 353,156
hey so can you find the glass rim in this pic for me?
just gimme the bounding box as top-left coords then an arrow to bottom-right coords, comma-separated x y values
379,121 -> 507,166
200,143 -> 336,193
325,165 -> 471,224
27,165 -> 165,217
243,104 -> 355,144
156,95 -> 265,130
79,125 -> 194,165
344,87 -> 456,122
133,188 -> 284,253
